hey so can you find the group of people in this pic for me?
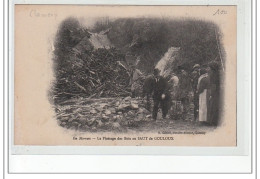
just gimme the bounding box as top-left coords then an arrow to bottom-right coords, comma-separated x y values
130,61 -> 220,126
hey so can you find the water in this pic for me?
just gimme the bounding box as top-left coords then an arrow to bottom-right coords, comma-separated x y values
155,47 -> 180,77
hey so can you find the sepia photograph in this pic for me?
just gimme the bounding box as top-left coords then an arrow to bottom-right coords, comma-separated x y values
14,5 -> 237,146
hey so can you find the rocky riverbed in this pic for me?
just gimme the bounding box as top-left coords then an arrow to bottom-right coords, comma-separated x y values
54,96 -> 215,133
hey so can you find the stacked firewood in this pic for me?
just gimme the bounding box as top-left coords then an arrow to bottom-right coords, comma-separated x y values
52,48 -> 131,105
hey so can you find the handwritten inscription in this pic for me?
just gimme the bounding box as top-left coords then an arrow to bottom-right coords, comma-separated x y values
213,9 -> 227,16
30,9 -> 57,18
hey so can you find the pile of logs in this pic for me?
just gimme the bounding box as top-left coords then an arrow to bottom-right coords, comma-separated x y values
52,48 -> 131,104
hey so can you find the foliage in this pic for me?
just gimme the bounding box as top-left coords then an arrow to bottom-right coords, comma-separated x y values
93,18 -> 224,73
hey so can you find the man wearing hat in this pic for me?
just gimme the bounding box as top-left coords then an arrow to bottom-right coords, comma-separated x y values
152,68 -> 170,120
207,61 -> 220,126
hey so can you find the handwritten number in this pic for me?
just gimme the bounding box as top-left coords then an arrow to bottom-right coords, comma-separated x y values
213,9 -> 227,16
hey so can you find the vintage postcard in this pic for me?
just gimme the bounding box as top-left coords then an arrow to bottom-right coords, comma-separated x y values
14,5 -> 236,146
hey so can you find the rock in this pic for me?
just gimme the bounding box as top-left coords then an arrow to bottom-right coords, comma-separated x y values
104,109 -> 112,115
77,113 -> 84,117
99,103 -> 108,108
130,100 -> 139,104
117,111 -> 123,115
142,108 -> 150,114
127,111 -> 135,117
116,115 -> 123,121
123,96 -> 131,101
60,117 -> 69,122
90,109 -> 97,114
72,121 -> 79,127
74,108 -> 82,113
135,114 -> 144,121
101,115 -> 109,123
115,101 -> 120,106
130,103 -> 139,110
80,111 -> 90,115
96,120 -> 104,127
78,118 -> 88,124
95,107 -> 104,112
101,114 -> 109,118
137,108 -> 144,114
113,116 -> 117,121
81,106 -> 92,111
109,108 -> 116,114
111,122 -> 121,129
146,115 -> 152,118
88,118 -> 96,123
86,118 -> 98,127
60,122 -> 67,126
69,126 -> 77,130
127,120 -> 138,127
117,104 -> 131,111
79,125 -> 88,131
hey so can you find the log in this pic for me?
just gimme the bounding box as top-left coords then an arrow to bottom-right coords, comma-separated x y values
74,82 -> 87,92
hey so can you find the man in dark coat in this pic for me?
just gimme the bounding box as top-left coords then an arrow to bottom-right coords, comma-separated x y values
143,74 -> 155,111
207,62 -> 220,126
152,68 -> 170,120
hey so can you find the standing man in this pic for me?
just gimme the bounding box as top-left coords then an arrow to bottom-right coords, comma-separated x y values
207,61 -> 220,126
191,64 -> 201,121
177,67 -> 191,120
152,68 -> 170,120
143,74 -> 155,111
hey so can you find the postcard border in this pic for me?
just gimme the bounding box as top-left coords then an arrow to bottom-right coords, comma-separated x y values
4,0 -> 256,175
